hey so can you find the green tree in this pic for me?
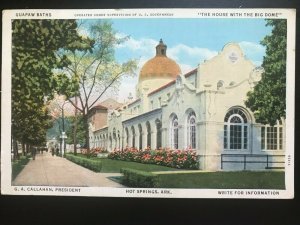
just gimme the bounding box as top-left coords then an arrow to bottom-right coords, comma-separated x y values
47,115 -> 85,147
245,19 -> 287,125
65,115 -> 86,147
12,20 -> 92,158
56,20 -> 137,153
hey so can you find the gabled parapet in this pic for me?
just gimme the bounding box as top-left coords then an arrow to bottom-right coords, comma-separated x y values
197,43 -> 260,92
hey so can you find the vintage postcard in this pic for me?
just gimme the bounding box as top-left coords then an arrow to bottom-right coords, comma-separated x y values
1,8 -> 295,198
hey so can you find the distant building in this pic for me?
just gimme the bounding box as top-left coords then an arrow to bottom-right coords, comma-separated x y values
89,39 -> 285,171
88,98 -> 123,131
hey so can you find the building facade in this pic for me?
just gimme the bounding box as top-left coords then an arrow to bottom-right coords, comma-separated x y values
89,40 -> 285,171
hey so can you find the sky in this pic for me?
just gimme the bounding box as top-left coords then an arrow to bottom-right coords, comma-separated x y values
79,18 -> 272,103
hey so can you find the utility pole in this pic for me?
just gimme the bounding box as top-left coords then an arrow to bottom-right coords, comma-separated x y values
60,101 -> 68,157
73,96 -> 78,155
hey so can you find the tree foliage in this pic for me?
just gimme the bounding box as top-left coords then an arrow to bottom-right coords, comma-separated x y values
56,20 -> 137,151
12,20 -> 91,150
245,19 -> 287,125
65,115 -> 86,147
47,115 -> 86,147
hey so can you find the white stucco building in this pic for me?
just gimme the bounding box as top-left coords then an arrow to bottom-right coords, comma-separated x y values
89,39 -> 285,171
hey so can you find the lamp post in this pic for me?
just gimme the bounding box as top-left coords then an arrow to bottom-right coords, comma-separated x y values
51,137 -> 56,156
60,132 -> 67,157
60,101 -> 68,157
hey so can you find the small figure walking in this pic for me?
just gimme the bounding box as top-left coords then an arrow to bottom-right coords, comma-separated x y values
51,146 -> 55,156
32,146 -> 37,160
55,145 -> 59,156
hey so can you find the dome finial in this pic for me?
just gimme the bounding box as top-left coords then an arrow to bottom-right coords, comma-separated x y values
156,39 -> 167,56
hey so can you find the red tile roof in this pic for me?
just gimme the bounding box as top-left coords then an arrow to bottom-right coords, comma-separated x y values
184,68 -> 197,78
92,105 -> 107,110
139,39 -> 181,82
88,104 -> 107,117
99,98 -> 123,109
139,56 -> 181,82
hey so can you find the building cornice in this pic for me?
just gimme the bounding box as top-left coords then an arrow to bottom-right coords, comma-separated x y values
122,108 -> 162,125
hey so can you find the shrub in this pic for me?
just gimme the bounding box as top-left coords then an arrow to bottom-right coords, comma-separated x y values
120,168 -> 158,188
66,154 -> 102,172
108,148 -> 199,169
12,155 -> 30,180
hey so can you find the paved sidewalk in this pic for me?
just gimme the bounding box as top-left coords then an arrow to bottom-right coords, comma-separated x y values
13,152 -> 124,187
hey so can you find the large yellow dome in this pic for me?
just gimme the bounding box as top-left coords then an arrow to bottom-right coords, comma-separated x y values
139,39 -> 181,82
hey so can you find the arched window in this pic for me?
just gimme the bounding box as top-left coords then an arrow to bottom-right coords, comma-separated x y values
105,134 -> 108,149
113,128 -> 117,149
224,108 -> 248,150
187,111 -> 196,149
125,127 -> 129,147
117,131 -> 120,149
146,121 -> 151,148
170,114 -> 179,149
109,135 -> 112,150
103,135 -> 105,148
156,119 -> 162,149
138,124 -> 142,150
131,126 -> 135,148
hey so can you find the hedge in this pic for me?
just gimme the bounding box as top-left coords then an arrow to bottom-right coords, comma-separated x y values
12,155 -> 30,180
66,154 -> 102,172
120,168 -> 158,188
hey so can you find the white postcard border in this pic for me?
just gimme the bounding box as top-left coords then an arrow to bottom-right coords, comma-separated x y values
1,8 -> 296,198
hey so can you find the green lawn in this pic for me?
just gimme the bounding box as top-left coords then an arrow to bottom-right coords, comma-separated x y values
67,154 -> 285,189
155,171 -> 285,189
100,159 -> 182,172
12,155 -> 30,180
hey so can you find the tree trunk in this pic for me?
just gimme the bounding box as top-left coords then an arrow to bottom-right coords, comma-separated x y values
73,118 -> 77,155
13,139 -> 19,160
22,141 -> 25,156
83,114 -> 90,155
26,144 -> 29,154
